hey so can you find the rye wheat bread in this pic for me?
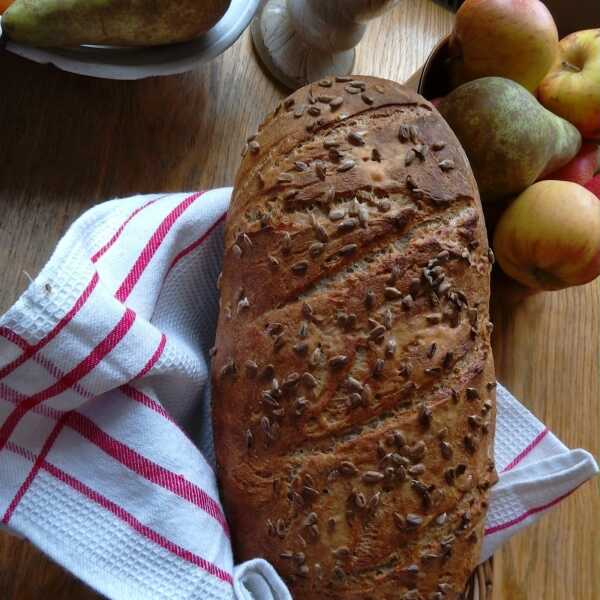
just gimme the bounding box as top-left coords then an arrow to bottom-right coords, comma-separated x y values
211,76 -> 496,600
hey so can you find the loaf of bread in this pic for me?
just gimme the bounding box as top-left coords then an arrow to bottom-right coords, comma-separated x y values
212,76 -> 496,600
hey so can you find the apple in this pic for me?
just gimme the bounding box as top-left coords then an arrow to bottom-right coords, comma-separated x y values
447,0 -> 559,92
493,180 -> 600,290
585,175 -> 600,199
542,142 -> 600,185
538,29 -> 600,140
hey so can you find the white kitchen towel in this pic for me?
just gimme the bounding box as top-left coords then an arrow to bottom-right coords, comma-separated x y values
0,188 -> 597,600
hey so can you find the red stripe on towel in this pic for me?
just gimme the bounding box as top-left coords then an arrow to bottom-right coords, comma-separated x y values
484,484 -> 583,536
2,414 -> 69,524
166,212 -> 226,276
91,197 -> 161,263
65,411 -> 229,536
502,428 -> 550,472
115,192 -> 203,302
0,308 -> 136,451
0,273 -> 100,382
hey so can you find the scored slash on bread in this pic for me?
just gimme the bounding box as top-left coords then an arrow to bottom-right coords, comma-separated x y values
212,76 -> 496,600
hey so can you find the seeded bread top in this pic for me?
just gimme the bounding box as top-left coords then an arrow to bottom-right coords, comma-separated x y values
212,76 -> 496,600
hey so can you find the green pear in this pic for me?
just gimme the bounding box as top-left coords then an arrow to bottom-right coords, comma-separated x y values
438,77 -> 581,202
2,0 -> 230,47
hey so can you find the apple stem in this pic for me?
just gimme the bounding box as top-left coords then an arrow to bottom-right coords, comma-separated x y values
561,61 -> 582,73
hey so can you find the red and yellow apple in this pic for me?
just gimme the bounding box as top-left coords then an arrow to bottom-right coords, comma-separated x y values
538,29 -> 600,140
585,175 -> 600,199
493,180 -> 600,290
448,0 -> 559,92
542,142 -> 600,185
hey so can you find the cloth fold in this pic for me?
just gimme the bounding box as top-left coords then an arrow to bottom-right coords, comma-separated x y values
0,189 -> 597,600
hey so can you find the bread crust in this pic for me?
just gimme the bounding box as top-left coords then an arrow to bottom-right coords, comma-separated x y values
212,76 -> 496,600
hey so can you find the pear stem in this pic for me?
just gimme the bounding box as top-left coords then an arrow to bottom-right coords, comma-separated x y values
561,60 -> 582,73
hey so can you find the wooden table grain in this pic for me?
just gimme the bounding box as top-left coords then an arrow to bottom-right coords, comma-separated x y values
0,1 -> 598,598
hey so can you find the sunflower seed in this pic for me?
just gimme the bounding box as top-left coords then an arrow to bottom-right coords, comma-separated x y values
329,355 -> 348,369
340,461 -> 358,476
361,384 -> 372,405
432,141 -> 446,151
408,441 -> 426,461
291,260 -> 308,275
346,376 -> 363,393
232,244 -> 242,259
294,105 -> 306,118
337,217 -> 359,233
340,243 -> 357,256
219,358 -> 236,378
329,96 -> 344,110
438,159 -> 455,172
337,158 -> 356,172
464,434 -> 477,453
405,149 -> 416,166
427,342 -> 437,358
267,255 -> 280,270
315,161 -> 327,180
368,491 -> 381,512
367,148 -> 381,164
384,286 -> 402,300
348,131 -> 366,146
466,387 -> 479,401
406,513 -> 423,527
361,93 -> 374,104
362,471 -> 384,483
308,242 -> 325,258
310,346 -> 322,366
357,205 -> 369,227
333,546 -> 350,559
248,140 -> 260,154
409,464 -> 426,476
414,143 -> 427,160
329,207 -> 345,221
398,124 -> 411,142
349,80 -> 367,90
373,358 -> 385,377
378,198 -> 391,212
468,415 -> 483,429
418,403 -> 432,427
317,94 -> 333,104
425,366 -> 441,376
385,338 -> 397,357
353,491 -> 367,508
411,480 -> 432,508
307,105 -> 321,117
439,441 -> 453,460
369,325 -> 386,340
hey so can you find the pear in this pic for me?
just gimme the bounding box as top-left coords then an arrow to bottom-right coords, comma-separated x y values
438,77 -> 581,202
1,0 -> 230,47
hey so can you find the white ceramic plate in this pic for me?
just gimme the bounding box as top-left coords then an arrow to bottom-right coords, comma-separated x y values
0,0 -> 259,80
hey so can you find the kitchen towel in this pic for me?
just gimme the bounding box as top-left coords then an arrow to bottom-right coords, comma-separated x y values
0,189 -> 597,600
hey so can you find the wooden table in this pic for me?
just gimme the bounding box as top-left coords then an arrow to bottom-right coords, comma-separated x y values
0,1 -> 598,598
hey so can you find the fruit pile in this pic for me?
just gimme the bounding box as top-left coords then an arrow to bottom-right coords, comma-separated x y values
434,0 -> 600,292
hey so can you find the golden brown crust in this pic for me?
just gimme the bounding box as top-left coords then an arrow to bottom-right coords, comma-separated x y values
212,76 -> 496,600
